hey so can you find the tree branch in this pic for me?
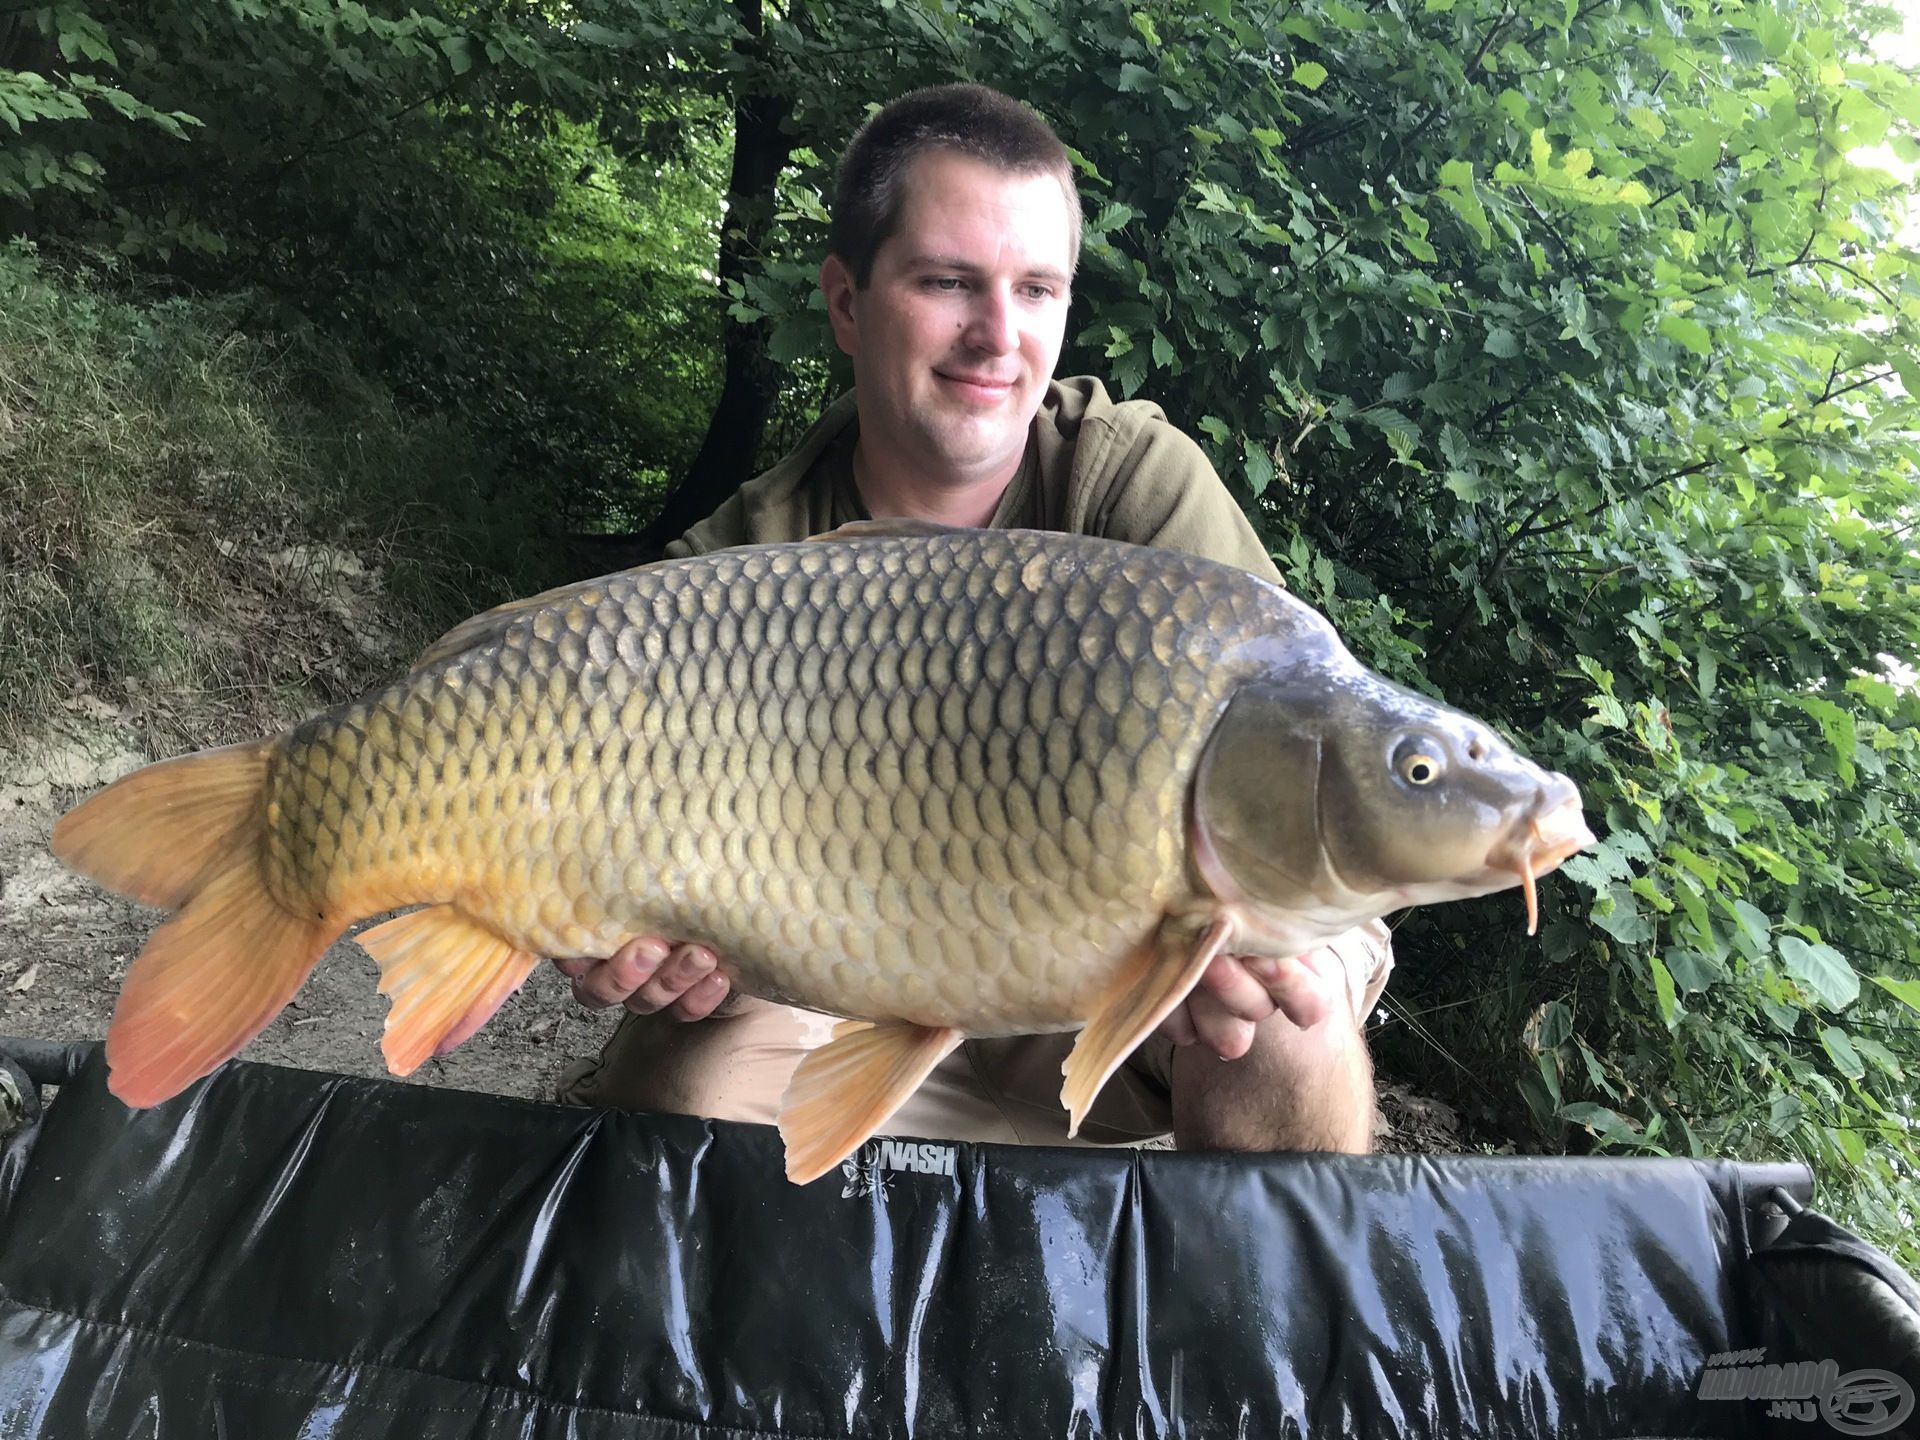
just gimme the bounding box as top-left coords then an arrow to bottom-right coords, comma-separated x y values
1383,7 -> 1514,174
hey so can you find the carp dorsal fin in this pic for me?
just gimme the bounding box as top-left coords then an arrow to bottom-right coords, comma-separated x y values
1060,911 -> 1234,1135
409,575 -> 615,671
809,518 -> 971,541
777,1019 -> 963,1183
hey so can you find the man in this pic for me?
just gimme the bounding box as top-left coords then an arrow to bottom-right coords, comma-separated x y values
554,83 -> 1392,1155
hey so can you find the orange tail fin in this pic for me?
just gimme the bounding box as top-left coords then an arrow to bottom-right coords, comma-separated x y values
50,741 -> 336,1106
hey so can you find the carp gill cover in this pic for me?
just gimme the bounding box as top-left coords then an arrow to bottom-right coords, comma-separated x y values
52,523 -> 1593,1181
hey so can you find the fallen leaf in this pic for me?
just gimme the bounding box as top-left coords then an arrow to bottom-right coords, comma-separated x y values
12,963 -> 39,993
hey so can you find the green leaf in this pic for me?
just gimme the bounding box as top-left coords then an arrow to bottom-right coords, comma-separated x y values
1649,955 -> 1679,1028
766,318 -> 817,366
1819,1025 -> 1865,1080
1664,949 -> 1721,993
1484,328 -> 1521,358
1535,1051 -> 1562,1107
1695,647 -> 1717,699
1767,1094 -> 1806,1134
1658,314 -> 1711,355
1244,445 -> 1275,496
1293,61 -> 1329,90
1852,1035 -> 1906,1080
1557,1102 -> 1640,1144
1735,843 -> 1798,886
1830,1128 -> 1867,1166
1593,883 -> 1653,944
440,35 -> 472,75
1778,936 -> 1860,1010
1726,899 -> 1772,959
1868,974 -> 1920,1017
1525,999 -> 1574,1051
1518,1071 -> 1559,1129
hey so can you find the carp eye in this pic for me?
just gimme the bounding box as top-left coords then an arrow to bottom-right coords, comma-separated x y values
1398,751 -> 1442,786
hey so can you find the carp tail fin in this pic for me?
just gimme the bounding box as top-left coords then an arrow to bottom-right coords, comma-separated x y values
52,740 -> 277,909
52,739 -> 336,1106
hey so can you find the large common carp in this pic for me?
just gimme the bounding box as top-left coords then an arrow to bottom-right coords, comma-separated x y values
53,522 -> 1591,1182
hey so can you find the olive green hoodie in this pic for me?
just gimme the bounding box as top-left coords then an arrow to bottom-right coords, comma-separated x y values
667,376 -> 1282,585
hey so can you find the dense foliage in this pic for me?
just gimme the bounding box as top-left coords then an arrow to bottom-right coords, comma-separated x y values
0,1 -> 735,519
5,0 -> 1918,1259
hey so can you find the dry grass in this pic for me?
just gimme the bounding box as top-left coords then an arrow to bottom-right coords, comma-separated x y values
0,244 -> 559,755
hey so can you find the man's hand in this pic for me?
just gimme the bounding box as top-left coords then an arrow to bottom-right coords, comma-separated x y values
1155,949 -> 1344,1059
555,938 -> 1348,1061
551,938 -> 733,1020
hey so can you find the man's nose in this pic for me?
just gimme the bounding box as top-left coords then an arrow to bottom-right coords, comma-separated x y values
962,288 -> 1017,353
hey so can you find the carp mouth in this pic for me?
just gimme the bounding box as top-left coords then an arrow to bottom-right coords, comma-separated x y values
1487,795 -> 1595,935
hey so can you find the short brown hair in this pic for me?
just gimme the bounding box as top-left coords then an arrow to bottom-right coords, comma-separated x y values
830,83 -> 1082,286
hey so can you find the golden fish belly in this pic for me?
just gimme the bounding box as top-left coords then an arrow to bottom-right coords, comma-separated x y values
261,531 -> 1281,1032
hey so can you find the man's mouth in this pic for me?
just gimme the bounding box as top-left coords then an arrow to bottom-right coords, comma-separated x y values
936,371 -> 1016,401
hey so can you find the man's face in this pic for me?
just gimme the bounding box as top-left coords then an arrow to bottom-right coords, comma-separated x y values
821,148 -> 1074,491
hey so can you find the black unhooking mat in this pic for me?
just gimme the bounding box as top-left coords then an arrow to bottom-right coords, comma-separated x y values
0,1041 -> 1916,1439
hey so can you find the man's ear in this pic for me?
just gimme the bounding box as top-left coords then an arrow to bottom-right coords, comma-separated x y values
819,254 -> 859,358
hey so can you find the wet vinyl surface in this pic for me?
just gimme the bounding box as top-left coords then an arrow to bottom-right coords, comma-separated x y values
0,1048 -> 1857,1438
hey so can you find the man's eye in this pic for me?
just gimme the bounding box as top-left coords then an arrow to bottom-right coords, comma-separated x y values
925,276 -> 965,291
1022,284 -> 1055,301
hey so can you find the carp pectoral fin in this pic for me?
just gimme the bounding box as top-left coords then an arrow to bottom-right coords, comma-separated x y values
356,905 -> 540,1075
1061,912 -> 1234,1137
777,1020 -> 963,1184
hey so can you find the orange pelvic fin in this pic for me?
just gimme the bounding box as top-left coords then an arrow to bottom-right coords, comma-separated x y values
1061,911 -> 1233,1137
355,904 -> 539,1074
49,739 -> 333,1107
51,740 -> 277,909
777,1019 -> 962,1184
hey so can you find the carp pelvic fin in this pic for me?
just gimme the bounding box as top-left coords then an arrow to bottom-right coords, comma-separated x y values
1061,912 -> 1234,1136
50,739 -> 336,1107
777,1020 -> 963,1184
356,905 -> 540,1074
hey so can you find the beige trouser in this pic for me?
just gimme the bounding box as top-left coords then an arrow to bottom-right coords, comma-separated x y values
555,920 -> 1394,1147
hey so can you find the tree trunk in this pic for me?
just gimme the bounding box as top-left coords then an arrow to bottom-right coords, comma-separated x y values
620,0 -> 797,564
